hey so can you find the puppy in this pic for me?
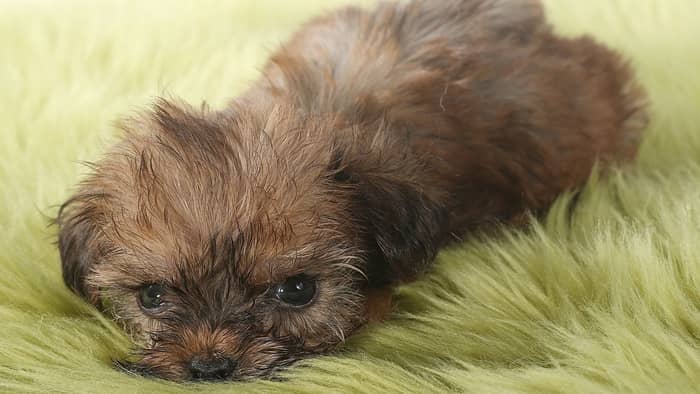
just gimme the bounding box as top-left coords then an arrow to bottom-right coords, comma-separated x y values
57,0 -> 647,381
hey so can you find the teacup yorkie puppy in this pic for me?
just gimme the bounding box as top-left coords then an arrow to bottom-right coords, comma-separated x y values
57,0 -> 647,381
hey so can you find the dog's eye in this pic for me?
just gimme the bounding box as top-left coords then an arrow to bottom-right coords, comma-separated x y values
274,275 -> 316,307
138,284 -> 166,310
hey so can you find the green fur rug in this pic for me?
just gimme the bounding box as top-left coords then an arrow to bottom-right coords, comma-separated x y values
2,0 -> 699,392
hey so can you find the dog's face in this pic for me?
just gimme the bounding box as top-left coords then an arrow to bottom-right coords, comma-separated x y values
56,99 -> 445,380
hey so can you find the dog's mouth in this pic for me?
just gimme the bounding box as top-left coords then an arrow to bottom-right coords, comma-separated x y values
113,359 -> 297,382
112,350 -> 302,382
114,358 -> 239,382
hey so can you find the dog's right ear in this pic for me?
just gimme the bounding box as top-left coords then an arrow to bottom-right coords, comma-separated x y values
56,197 -> 101,305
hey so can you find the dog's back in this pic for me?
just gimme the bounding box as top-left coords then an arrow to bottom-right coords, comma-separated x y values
251,0 -> 648,232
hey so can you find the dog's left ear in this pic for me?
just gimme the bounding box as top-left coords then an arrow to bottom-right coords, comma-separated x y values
361,174 -> 448,286
331,150 -> 449,287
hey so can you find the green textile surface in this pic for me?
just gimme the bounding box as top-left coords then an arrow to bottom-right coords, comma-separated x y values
1,0 -> 699,392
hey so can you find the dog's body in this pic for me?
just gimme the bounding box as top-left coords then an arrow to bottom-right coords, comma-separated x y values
57,0 -> 647,381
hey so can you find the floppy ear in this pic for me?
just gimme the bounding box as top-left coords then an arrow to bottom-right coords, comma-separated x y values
57,199 -> 101,305
358,174 -> 449,286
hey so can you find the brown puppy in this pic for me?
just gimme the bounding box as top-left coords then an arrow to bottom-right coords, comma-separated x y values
57,0 -> 647,381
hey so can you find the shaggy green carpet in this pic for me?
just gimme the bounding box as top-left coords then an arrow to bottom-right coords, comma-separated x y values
2,0 -> 699,392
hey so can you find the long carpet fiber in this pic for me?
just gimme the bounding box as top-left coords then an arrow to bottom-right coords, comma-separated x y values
2,0 -> 700,392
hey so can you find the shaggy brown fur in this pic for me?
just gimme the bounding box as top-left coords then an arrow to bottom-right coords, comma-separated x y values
56,0 -> 647,381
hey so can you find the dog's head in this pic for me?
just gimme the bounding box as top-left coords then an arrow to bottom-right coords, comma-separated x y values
56,99 -> 446,380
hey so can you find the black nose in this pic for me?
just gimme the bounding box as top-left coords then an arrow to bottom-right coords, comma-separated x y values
189,357 -> 236,380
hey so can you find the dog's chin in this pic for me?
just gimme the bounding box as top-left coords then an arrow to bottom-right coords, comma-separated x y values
113,354 -> 297,382
114,359 -> 231,382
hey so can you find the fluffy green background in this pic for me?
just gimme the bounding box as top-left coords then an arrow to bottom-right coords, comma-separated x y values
1,0 -> 699,392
